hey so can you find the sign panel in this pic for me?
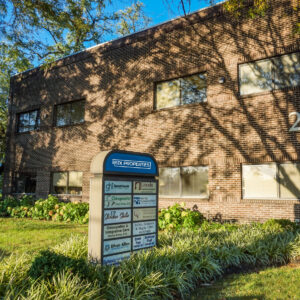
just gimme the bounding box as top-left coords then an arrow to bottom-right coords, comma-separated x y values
88,150 -> 159,265
133,181 -> 157,194
103,252 -> 131,265
104,223 -> 131,239
103,238 -> 131,256
104,209 -> 131,224
104,152 -> 158,175
133,208 -> 156,221
104,180 -> 132,194
133,221 -> 156,235
133,234 -> 156,250
104,195 -> 131,208
133,195 -> 156,207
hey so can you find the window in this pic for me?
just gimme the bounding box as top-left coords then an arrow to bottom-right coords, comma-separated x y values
156,73 -> 207,109
55,100 -> 85,127
17,110 -> 40,133
13,173 -> 36,193
52,171 -> 83,195
239,52 -> 300,95
242,163 -> 300,199
159,166 -> 209,198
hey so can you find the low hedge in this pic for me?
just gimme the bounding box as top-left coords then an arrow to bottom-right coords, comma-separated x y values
0,221 -> 299,299
0,195 -> 89,224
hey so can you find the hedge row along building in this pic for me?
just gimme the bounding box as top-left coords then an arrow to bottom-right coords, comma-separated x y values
3,0 -> 300,222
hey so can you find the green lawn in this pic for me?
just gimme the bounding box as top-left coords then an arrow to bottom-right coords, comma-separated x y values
193,264 -> 300,300
1,217 -> 299,299
0,217 -> 88,255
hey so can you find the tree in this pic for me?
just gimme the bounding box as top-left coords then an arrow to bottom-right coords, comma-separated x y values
0,0 -> 151,166
116,1 -> 151,36
0,44 -> 32,164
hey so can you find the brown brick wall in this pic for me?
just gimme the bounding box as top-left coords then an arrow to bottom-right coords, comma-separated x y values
4,0 -> 300,222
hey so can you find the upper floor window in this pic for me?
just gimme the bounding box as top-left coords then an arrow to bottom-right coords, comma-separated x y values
242,163 -> 300,199
239,52 -> 300,96
54,99 -> 85,127
13,173 -> 36,194
156,73 -> 207,109
159,166 -> 209,198
52,171 -> 83,195
17,110 -> 40,133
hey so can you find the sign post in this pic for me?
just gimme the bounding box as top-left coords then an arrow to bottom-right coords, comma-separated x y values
89,150 -> 158,265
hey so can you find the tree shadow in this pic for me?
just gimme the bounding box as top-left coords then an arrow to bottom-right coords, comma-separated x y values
3,0 -> 300,219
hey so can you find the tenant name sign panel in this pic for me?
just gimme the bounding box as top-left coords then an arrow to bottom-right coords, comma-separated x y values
102,178 -> 158,265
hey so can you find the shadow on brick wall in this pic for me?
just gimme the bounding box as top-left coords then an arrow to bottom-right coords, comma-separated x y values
4,0 -> 300,210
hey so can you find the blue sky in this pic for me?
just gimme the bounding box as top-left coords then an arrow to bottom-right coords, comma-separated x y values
112,0 -> 223,29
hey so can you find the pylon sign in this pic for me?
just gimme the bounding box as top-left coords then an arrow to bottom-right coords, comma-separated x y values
89,150 -> 158,265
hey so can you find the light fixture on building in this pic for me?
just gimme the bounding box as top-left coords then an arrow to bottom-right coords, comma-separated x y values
218,77 -> 225,84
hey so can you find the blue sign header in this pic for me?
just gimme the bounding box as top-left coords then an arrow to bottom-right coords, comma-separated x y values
104,151 -> 158,176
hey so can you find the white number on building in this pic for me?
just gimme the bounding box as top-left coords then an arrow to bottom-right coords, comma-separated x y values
289,112 -> 300,132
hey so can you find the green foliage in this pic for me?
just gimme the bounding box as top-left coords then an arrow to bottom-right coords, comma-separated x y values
223,0 -> 270,18
28,250 -> 93,281
0,44 -> 32,164
262,218 -> 298,232
0,196 -> 20,216
0,1 -> 151,164
1,222 -> 299,299
0,194 -> 89,223
158,203 -> 205,231
116,1 -> 151,36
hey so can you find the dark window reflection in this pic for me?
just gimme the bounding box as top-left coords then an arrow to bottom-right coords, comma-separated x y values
55,100 -> 85,127
17,110 -> 40,133
14,173 -> 36,193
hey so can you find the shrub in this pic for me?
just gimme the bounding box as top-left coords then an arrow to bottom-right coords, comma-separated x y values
158,203 -> 205,231
262,219 -> 298,232
1,224 -> 300,299
0,194 -> 89,224
0,196 -> 20,217
28,250 -> 94,281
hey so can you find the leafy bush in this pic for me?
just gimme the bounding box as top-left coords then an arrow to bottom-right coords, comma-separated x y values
28,250 -> 94,281
262,219 -> 298,231
158,203 -> 205,231
0,196 -> 20,216
0,195 -> 89,224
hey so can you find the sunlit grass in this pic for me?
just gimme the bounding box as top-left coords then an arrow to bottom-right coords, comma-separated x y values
193,263 -> 300,300
0,218 -> 299,299
0,218 -> 88,255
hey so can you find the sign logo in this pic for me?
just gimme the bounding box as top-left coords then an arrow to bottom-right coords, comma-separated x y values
112,159 -> 151,170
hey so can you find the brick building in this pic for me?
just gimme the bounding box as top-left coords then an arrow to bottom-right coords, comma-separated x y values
3,0 -> 300,222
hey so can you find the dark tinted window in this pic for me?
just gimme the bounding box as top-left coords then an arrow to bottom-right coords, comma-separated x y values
13,173 -> 36,193
17,110 -> 40,133
55,100 -> 85,127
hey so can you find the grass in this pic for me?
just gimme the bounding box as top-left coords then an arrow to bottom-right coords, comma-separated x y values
0,218 -> 299,299
0,218 -> 88,255
193,263 -> 300,300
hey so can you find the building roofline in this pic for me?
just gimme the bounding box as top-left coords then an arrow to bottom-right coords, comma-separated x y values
12,0 -> 226,79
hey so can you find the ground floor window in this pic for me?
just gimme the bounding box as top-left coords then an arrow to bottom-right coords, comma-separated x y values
159,166 -> 209,198
13,173 -> 36,193
51,171 -> 83,195
242,163 -> 300,199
